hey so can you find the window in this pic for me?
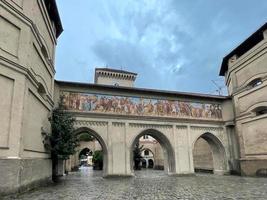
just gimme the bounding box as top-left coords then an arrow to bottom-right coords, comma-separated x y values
144,150 -> 149,156
37,83 -> 46,97
247,78 -> 263,89
41,44 -> 49,59
143,135 -> 148,139
254,107 -> 267,116
253,106 -> 267,116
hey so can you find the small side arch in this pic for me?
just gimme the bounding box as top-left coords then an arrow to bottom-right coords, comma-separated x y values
74,127 -> 108,176
192,132 -> 228,175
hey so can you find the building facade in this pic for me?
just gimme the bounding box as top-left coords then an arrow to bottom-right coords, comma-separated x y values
0,0 -> 62,195
220,23 -> 267,176
1,0 -> 267,196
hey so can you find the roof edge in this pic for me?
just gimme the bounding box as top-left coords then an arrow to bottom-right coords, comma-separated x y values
45,0 -> 63,38
219,22 -> 267,76
95,67 -> 138,76
55,80 -> 230,100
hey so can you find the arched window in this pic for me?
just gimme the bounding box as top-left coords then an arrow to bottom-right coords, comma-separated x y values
247,78 -> 263,89
253,106 -> 267,116
144,150 -> 149,156
41,45 -> 49,59
37,83 -> 46,97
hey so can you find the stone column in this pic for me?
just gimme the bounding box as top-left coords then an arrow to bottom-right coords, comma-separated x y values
125,122 -> 132,175
106,121 -> 113,176
172,125 -> 180,175
109,122 -> 129,176
176,125 -> 193,174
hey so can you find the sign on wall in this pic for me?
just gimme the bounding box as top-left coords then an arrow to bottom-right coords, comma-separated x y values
61,91 -> 222,119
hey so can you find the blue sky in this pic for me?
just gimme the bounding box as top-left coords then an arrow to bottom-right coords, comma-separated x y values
55,0 -> 267,95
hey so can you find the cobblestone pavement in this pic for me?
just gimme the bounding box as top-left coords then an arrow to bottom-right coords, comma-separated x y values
4,167 -> 267,200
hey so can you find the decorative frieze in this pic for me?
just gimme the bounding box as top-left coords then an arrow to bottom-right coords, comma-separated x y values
112,122 -> 125,127
176,125 -> 187,130
190,126 -> 223,132
75,120 -> 108,127
129,123 -> 172,129
60,91 -> 223,120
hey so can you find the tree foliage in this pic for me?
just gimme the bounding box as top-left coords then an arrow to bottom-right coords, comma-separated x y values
92,150 -> 103,170
42,98 -> 79,160
78,132 -> 95,142
133,142 -> 144,170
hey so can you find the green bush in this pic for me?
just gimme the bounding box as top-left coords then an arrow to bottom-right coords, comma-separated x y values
78,133 -> 94,141
92,150 -> 103,170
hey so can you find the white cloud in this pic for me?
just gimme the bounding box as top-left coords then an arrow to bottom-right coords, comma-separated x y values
56,0 -> 267,94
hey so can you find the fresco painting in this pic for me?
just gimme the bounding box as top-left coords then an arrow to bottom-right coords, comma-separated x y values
61,92 -> 222,119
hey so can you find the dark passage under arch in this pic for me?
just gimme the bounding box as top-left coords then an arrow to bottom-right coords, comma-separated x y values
130,129 -> 176,175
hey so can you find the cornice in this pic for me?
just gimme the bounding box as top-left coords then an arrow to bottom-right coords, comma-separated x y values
63,110 -> 225,125
190,126 -> 224,132
112,122 -> 125,127
129,123 -> 172,129
75,120 -> 108,127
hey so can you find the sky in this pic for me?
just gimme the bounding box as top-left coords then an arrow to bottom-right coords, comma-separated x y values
55,0 -> 267,95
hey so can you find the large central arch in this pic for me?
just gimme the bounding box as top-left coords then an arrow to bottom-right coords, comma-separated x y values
74,127 -> 109,176
130,129 -> 176,175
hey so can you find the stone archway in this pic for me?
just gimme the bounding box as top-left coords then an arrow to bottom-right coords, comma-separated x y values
193,132 -> 228,175
74,127 -> 109,176
141,148 -> 154,168
79,147 -> 93,158
130,129 -> 176,175
79,147 -> 93,166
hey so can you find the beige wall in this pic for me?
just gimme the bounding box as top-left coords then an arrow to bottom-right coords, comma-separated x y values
95,69 -> 136,87
224,30 -> 267,176
96,76 -> 135,87
0,0 -> 59,195
1,0 -> 57,158
193,137 -> 213,170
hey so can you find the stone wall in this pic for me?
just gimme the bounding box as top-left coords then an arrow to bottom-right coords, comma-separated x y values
223,25 -> 267,176
193,137 -> 213,171
0,158 -> 52,195
0,0 -> 61,195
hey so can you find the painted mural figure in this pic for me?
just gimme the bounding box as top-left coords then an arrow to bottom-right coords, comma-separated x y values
61,92 -> 222,119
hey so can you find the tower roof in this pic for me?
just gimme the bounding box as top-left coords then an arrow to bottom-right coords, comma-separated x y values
44,0 -> 63,38
219,22 -> 267,76
95,68 -> 137,76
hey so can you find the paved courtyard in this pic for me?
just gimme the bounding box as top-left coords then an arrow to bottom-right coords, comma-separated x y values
4,167 -> 267,200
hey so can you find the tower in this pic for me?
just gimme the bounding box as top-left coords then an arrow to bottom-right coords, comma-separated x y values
220,23 -> 267,176
94,67 -> 137,87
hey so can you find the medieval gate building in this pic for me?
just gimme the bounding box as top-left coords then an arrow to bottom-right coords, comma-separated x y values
55,68 -> 234,176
